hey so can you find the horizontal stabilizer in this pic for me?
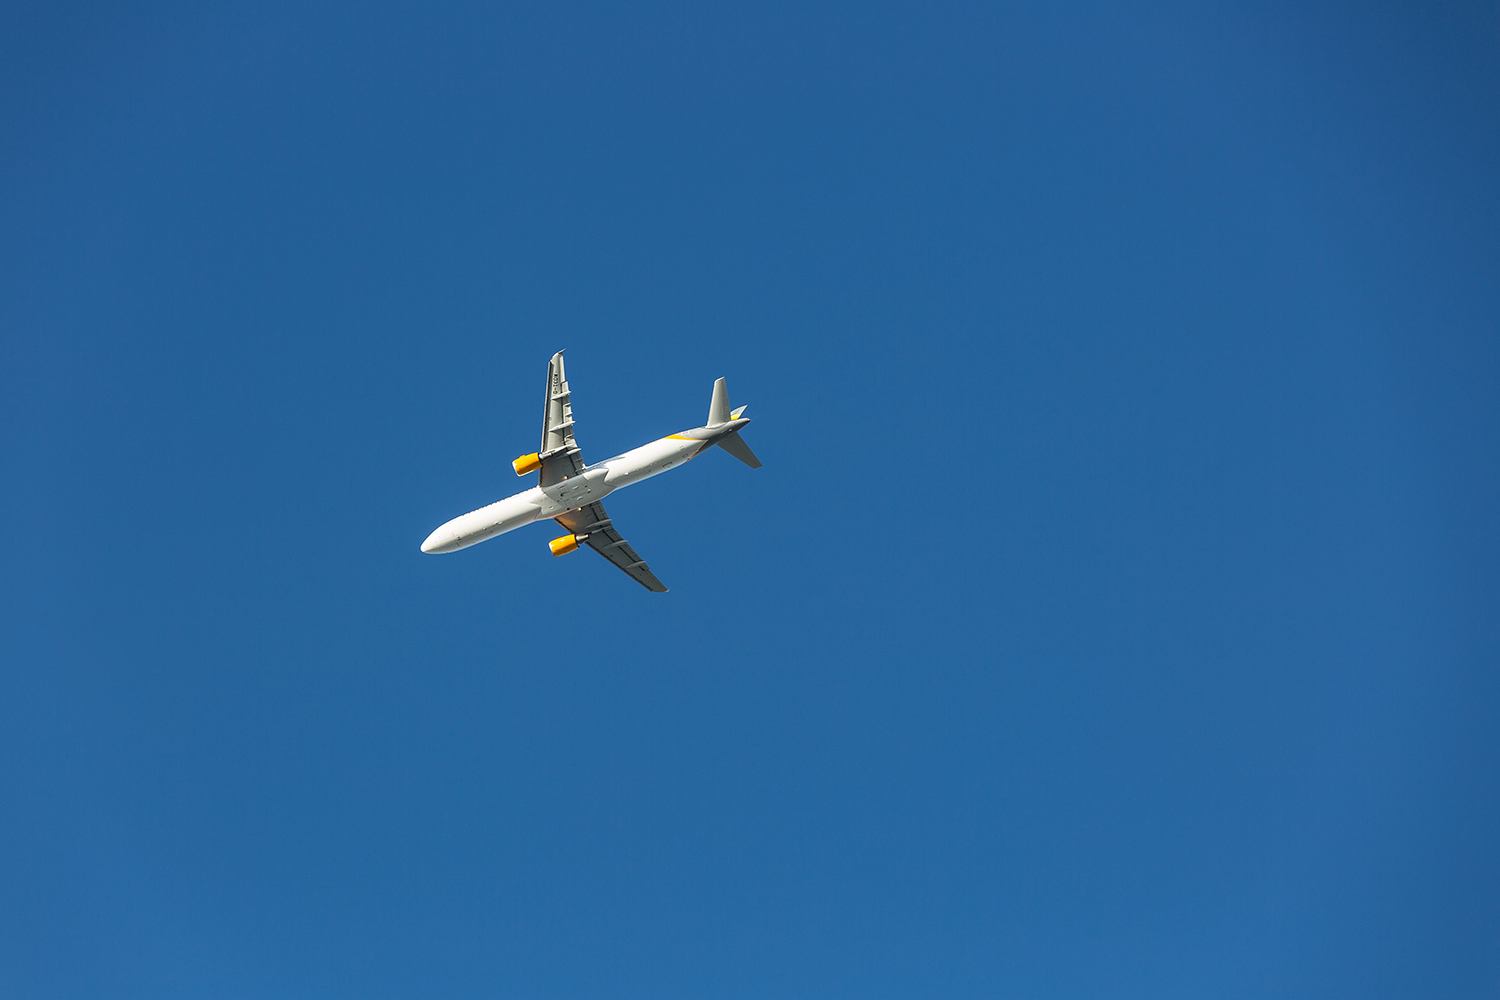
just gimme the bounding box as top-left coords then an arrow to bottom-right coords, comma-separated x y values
716,431 -> 762,468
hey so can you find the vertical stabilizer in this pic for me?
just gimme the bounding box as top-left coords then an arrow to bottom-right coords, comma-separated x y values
708,377 -> 731,426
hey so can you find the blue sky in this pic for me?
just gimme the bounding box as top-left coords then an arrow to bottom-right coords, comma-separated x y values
3,1 -> 1498,996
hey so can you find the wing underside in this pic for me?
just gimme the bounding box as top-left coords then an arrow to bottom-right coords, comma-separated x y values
536,352 -> 665,592
554,501 -> 668,593
538,351 -> 585,487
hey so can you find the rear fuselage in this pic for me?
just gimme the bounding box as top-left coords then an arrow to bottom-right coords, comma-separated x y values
420,418 -> 748,554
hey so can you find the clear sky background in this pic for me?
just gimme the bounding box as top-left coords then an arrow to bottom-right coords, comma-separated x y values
3,2 -> 1498,997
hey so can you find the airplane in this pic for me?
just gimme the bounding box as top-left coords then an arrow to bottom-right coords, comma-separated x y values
419,351 -> 761,592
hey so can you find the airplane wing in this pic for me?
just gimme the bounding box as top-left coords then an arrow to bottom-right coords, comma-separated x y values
554,501 -> 669,593
538,351 -> 585,487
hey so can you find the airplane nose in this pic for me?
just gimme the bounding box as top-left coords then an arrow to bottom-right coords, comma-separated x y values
420,529 -> 449,554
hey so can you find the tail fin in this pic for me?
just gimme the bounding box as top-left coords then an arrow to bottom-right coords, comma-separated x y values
708,377 -> 731,426
707,376 -> 762,468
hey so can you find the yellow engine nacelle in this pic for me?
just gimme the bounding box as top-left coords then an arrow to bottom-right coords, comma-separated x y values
513,452 -> 541,476
549,534 -> 581,556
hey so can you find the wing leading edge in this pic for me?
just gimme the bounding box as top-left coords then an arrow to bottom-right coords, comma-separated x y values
554,501 -> 669,593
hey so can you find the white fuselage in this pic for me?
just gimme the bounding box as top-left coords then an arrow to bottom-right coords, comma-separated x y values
420,421 -> 744,554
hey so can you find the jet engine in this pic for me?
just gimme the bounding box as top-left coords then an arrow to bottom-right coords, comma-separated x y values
549,534 -> 583,556
513,452 -> 541,475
